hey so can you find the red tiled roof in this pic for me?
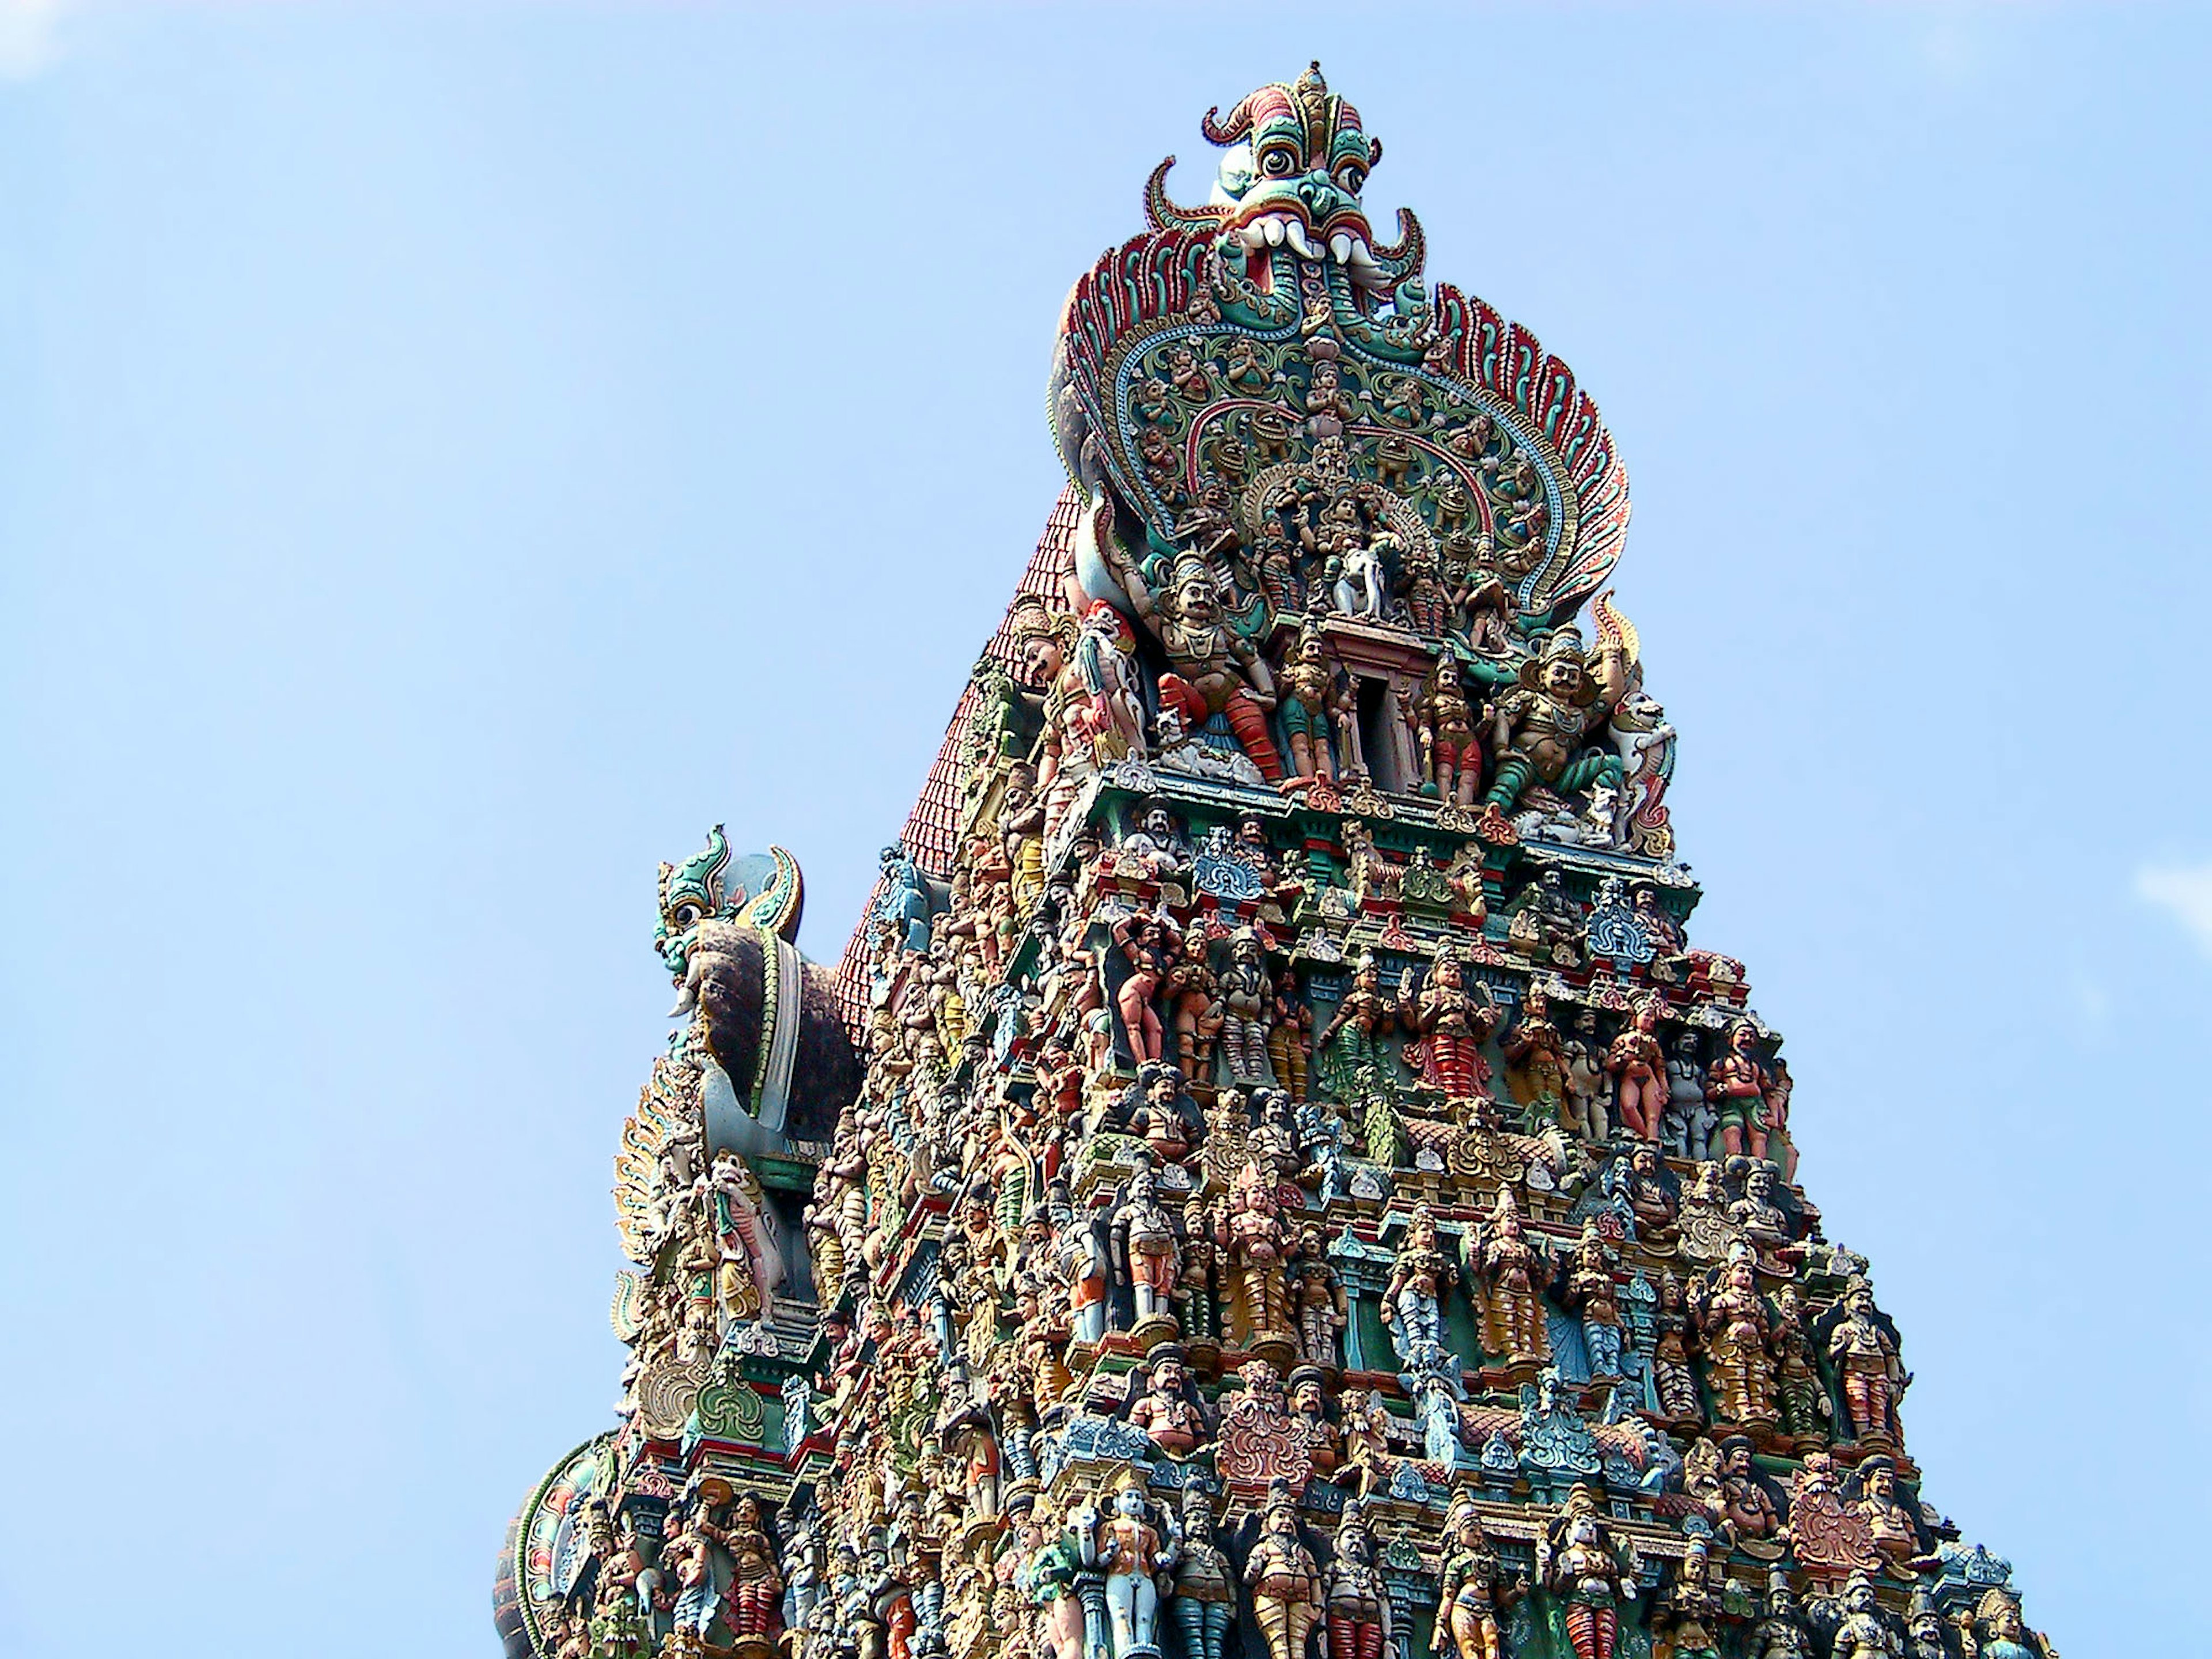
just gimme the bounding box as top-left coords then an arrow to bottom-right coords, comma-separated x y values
829,486 -> 1084,1038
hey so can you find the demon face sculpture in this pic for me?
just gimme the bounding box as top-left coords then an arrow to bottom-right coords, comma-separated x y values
1146,60 -> 1412,291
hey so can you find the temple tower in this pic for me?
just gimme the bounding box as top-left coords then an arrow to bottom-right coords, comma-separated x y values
498,66 -> 2052,1659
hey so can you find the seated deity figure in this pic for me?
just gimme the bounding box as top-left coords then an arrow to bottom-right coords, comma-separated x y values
1480,627 -> 1628,832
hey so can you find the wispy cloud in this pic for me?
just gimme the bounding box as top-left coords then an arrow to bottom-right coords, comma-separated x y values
2136,861 -> 2212,957
0,0 -> 67,82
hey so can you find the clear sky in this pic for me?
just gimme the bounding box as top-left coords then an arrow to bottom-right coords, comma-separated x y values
2,5 -> 2203,1655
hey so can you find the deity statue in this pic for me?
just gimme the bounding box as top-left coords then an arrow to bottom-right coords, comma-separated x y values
1289,1224 -> 1350,1370
1692,1245 -> 1779,1431
1381,1205 -> 1461,1372
1650,1269 -> 1702,1421
1175,1198 -> 1222,1354
1503,988 -> 1570,1126
1270,970 -> 1313,1101
1748,1572 -> 1817,1659
1826,1279 -> 1909,1450
1273,626 -> 1357,785
1219,930 -> 1278,1088
1219,1156 -> 1295,1343
1243,1481 -> 1324,1659
1561,1219 -> 1625,1380
1021,1506 -> 1085,1659
1604,999 -> 1666,1143
1321,1501 -> 1393,1659
1111,1162 -> 1184,1342
1770,1287 -> 1832,1449
1166,918 -> 1226,1081
1127,1346 -> 1211,1459
1089,1478 -> 1172,1659
1317,952 -> 1395,1099
1115,911 -> 1175,1066
1406,652 -> 1490,807
1535,1483 -> 1638,1659
722,1494 -> 787,1651
1432,1497 -> 1525,1659
1852,1456 -> 1922,1572
1560,1009 -> 1611,1142
1663,1032 -> 1716,1162
1166,1492 -> 1236,1659
1105,544 -> 1285,780
1400,949 -> 1500,1100
1472,1190 -> 1551,1366
1653,1535 -> 1722,1659
1480,628 -> 1628,832
1114,1062 -> 1208,1169
1505,869 -> 1585,968
1705,1022 -> 1772,1162
1828,1575 -> 1903,1659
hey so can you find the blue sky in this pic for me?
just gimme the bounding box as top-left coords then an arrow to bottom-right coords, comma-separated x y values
2,5 -> 2203,1656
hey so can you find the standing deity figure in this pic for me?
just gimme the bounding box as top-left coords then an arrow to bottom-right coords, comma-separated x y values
1604,999 -> 1666,1143
1560,1009 -> 1611,1142
1166,919 -> 1226,1081
1062,1206 -> 1111,1346
1090,1479 -> 1171,1659
1219,930 -> 1279,1088
1166,1492 -> 1235,1659
1747,1573 -> 1816,1659
1318,952 -> 1395,1107
1503,988 -> 1570,1126
1270,971 -> 1314,1101
1758,1059 -> 1797,1181
1433,1498 -> 1526,1659
665,1496 -> 732,1652
1474,1190 -> 1551,1365
1295,1099 -> 1349,1205
1770,1287 -> 1832,1448
1827,1279 -> 1909,1448
1704,1022 -> 1772,1161
1112,1164 -> 1184,1340
1289,1224 -> 1350,1370
709,1146 -> 784,1325
1692,1246 -> 1779,1431
1406,652 -> 1490,806
1562,1219 -> 1625,1380
1219,1157 -> 1295,1340
1480,628 -> 1628,831
1652,1536 -> 1721,1659
1243,1482 -> 1323,1659
1380,1205 -> 1461,1371
1018,1508 -> 1087,1659
1115,911 -> 1175,1066
1663,1033 -> 1716,1162
722,1496 -> 786,1649
1106,543 -> 1285,780
1273,626 -> 1357,784
1175,1199 -> 1222,1351
1535,1484 -> 1638,1659
1829,1576 -> 1903,1659
1321,1501 -> 1393,1659
1650,1270 -> 1703,1422
1400,950 -> 1500,1100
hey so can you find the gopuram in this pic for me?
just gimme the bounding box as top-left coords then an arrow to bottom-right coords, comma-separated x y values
497,66 -> 2055,1659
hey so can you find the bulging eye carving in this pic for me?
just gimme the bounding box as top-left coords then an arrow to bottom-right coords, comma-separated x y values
1337,164 -> 1366,193
1260,147 -> 1297,177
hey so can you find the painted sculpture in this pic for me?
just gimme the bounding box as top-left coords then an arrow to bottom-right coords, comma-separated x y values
498,66 -> 2055,1659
